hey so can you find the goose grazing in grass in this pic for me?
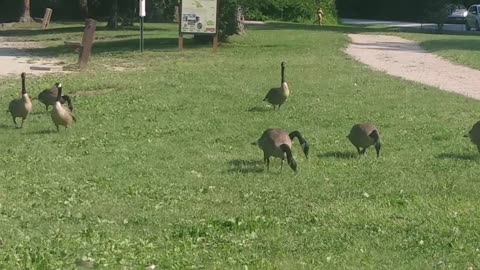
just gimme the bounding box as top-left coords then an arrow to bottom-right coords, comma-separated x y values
466,120 -> 480,153
51,83 -> 76,131
7,72 -> 32,128
347,123 -> 381,157
254,128 -> 309,172
263,61 -> 289,110
38,82 -> 73,112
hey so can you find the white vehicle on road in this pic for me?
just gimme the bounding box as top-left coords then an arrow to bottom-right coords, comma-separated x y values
466,4 -> 480,31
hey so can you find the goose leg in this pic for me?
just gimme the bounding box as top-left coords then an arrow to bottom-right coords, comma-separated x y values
355,146 -> 361,155
360,148 -> 367,156
477,144 -> 480,154
281,159 -> 284,172
45,105 -> 49,111
12,116 -> 17,127
263,154 -> 270,171
55,125 -> 59,132
20,117 -> 25,128
278,104 -> 282,110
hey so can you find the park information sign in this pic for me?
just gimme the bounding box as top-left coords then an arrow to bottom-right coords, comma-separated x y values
180,0 -> 218,34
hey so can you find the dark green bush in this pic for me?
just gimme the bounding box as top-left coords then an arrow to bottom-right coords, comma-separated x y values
240,0 -> 338,24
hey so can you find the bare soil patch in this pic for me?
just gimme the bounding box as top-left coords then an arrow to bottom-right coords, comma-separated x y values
345,34 -> 480,100
0,37 -> 65,76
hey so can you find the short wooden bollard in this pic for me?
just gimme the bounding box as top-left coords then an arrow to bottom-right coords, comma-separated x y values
78,19 -> 96,69
42,8 -> 53,29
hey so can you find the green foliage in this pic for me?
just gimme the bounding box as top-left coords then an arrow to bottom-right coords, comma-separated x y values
239,0 -> 338,23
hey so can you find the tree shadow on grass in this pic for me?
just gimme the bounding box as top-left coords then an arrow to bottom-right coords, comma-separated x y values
247,22 -> 480,37
420,39 -> 480,52
436,152 -> 478,161
319,151 -> 357,159
226,159 -> 264,174
22,37 -> 209,57
0,25 -> 166,37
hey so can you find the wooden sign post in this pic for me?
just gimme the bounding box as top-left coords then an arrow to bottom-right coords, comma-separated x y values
78,19 -> 96,69
178,0 -> 219,52
42,8 -> 53,29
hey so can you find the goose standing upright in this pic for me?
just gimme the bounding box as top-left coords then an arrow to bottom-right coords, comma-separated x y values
254,128 -> 309,172
347,123 -> 381,157
263,62 -> 290,110
7,72 -> 32,128
38,82 -> 74,112
51,83 -> 76,131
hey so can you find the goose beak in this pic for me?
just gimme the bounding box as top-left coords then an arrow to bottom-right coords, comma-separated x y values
289,159 -> 297,172
301,142 -> 310,159
375,142 -> 381,157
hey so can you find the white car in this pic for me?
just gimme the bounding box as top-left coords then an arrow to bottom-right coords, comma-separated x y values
465,4 -> 480,31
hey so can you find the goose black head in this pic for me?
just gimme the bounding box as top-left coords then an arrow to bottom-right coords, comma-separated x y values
301,142 -> 310,159
62,95 -> 73,112
288,157 -> 297,172
375,141 -> 381,157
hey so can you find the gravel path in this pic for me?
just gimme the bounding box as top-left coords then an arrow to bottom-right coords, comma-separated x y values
345,34 -> 480,100
0,38 -> 64,76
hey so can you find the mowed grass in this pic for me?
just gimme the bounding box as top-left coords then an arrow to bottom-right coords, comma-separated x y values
1,22 -> 480,269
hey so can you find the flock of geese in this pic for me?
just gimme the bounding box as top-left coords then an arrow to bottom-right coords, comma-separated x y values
254,61 -> 382,172
6,72 -> 76,131
255,61 -> 480,172
6,64 -> 480,172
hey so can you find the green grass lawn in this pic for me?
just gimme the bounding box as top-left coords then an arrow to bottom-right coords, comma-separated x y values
1,22 -> 480,269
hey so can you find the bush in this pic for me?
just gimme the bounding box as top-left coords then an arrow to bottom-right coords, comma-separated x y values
240,0 -> 338,24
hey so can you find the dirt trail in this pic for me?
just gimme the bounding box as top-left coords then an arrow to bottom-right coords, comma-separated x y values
345,34 -> 480,100
0,37 -> 64,76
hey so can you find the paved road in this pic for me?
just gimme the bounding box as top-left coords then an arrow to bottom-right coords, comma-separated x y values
341,18 -> 468,32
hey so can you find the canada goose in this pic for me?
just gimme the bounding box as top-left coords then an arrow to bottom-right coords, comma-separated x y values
7,72 -> 32,128
254,128 -> 309,172
347,123 -> 381,157
51,83 -> 76,131
38,83 -> 73,112
466,120 -> 480,153
263,62 -> 289,109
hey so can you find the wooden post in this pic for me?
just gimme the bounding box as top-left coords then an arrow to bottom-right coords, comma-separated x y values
213,33 -> 218,52
179,33 -> 184,52
78,19 -> 96,69
42,8 -> 52,29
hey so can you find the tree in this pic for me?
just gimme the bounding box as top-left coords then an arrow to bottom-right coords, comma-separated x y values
80,0 -> 89,18
19,0 -> 32,22
107,0 -> 119,29
423,0 -> 451,30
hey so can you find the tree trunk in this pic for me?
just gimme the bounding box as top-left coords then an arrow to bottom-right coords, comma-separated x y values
107,0 -> 119,29
236,6 -> 245,34
79,0 -> 89,18
19,0 -> 33,23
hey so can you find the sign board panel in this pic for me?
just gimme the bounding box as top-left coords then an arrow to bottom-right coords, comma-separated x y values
180,0 -> 217,34
139,0 -> 146,17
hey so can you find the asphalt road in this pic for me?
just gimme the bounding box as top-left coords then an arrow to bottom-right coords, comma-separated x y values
341,18 -> 469,32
